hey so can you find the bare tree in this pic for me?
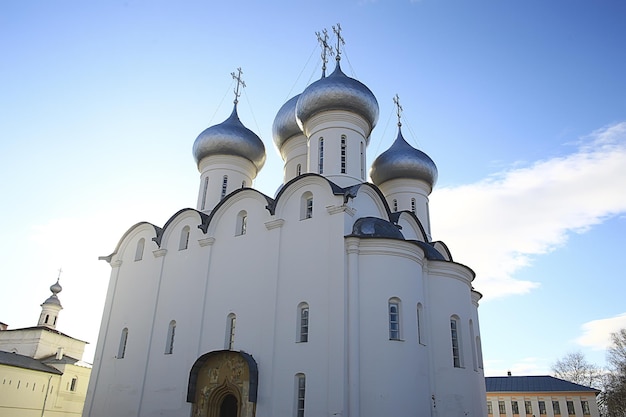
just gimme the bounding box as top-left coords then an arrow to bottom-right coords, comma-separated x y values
552,351 -> 603,389
603,329 -> 626,417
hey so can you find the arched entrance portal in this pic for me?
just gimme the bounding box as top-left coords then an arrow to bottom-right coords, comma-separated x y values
220,394 -> 238,417
188,350 -> 258,417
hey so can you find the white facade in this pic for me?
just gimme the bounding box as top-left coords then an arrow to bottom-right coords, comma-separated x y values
84,47 -> 486,417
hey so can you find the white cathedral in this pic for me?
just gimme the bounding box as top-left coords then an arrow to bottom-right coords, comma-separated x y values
83,30 -> 487,417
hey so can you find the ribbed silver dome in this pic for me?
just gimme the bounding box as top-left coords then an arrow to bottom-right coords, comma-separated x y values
50,280 -> 62,295
193,105 -> 266,172
296,63 -> 379,137
370,127 -> 438,188
272,94 -> 303,150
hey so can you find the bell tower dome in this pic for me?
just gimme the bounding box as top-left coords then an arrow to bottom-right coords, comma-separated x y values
38,271 -> 63,329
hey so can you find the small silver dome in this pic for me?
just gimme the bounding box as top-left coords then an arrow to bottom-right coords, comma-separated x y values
50,280 -> 62,295
43,294 -> 62,307
370,127 -> 438,188
296,63 -> 379,137
272,95 -> 303,150
192,105 -> 266,172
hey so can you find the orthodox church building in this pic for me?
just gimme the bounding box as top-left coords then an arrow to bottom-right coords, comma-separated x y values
0,276 -> 91,416
83,30 -> 487,417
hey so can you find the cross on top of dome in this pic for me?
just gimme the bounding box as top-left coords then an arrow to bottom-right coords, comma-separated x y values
230,67 -> 246,105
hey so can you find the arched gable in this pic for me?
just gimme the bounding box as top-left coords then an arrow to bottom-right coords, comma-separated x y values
433,241 -> 453,261
152,208 -> 208,250
202,188 -> 274,237
395,212 -> 428,242
349,182 -> 391,220
271,173 -> 346,219
99,221 -> 161,264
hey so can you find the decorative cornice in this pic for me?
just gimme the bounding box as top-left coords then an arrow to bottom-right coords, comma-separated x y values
326,204 -> 356,216
265,219 -> 285,230
111,260 -> 123,268
199,237 -> 215,247
153,249 -> 167,258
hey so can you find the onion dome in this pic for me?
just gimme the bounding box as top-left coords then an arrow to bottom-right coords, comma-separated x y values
296,62 -> 379,138
43,280 -> 62,307
192,105 -> 266,172
370,127 -> 438,188
272,94 -> 302,150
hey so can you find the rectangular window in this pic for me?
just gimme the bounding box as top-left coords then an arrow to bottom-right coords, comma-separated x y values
451,318 -> 461,367
553,401 -> 561,415
512,401 -> 520,414
389,301 -> 400,340
70,378 -> 77,392
499,400 -> 506,414
201,176 -> 209,210
221,175 -> 228,200
318,138 -> 324,174
567,401 -> 575,415
487,401 -> 493,414
118,328 -> 128,359
581,400 -> 590,415
539,401 -> 546,414
228,315 -> 236,350
299,307 -> 309,342
296,374 -> 306,417
525,400 -> 533,416
340,135 -> 346,173
306,198 -> 313,219
416,304 -> 424,345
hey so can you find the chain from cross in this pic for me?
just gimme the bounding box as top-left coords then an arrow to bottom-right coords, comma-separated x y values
316,28 -> 334,74
393,94 -> 403,127
332,23 -> 345,61
230,67 -> 246,104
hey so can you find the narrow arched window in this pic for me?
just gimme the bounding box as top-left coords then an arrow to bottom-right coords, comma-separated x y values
360,142 -> 365,178
179,226 -> 190,250
69,377 -> 77,392
241,180 -> 246,188
300,192 -> 313,220
450,316 -> 462,368
295,373 -> 306,417
45,315 -> 49,324
201,176 -> 209,210
340,135 -> 347,173
296,164 -> 302,176
221,175 -> 228,200
236,211 -> 247,236
417,303 -> 425,345
226,313 -> 236,350
135,238 -> 145,261
297,303 -> 309,343
411,198 -> 416,214
389,298 -> 401,340
318,137 -> 324,174
118,328 -> 128,359
469,319 -> 478,371
476,336 -> 484,369
165,320 -> 176,354
392,199 -> 398,212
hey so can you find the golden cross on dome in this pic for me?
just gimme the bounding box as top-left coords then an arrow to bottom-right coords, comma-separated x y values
393,94 -> 403,127
230,67 -> 246,104
316,28 -> 334,76
332,23 -> 345,61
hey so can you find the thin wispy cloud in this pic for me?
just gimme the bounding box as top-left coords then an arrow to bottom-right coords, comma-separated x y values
430,122 -> 626,299
576,313 -> 626,351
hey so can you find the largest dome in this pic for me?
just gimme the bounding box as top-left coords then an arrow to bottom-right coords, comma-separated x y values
272,94 -> 302,150
370,127 -> 438,188
296,63 -> 379,137
193,105 -> 266,172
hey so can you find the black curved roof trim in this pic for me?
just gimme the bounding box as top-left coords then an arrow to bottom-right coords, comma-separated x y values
199,187 -> 275,233
393,210 -> 429,241
269,173 -> 345,214
99,221 -> 162,263
152,208 -> 209,246
187,350 -> 258,403
432,240 -> 454,262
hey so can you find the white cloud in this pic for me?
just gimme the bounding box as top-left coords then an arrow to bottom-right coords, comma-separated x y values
576,313 -> 626,350
430,122 -> 626,299
484,357 -> 551,377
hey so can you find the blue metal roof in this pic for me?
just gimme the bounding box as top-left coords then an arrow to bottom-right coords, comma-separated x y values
486,376 -> 600,393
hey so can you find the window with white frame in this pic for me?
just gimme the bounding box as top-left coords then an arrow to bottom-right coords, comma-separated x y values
389,298 -> 401,340
476,336 -> 484,369
512,401 -> 520,414
499,401 -> 506,414
226,313 -> 236,350
340,135 -> 347,173
295,373 -> 306,417
450,316 -> 462,367
165,320 -> 176,354
135,238 -> 145,261
487,401 -> 493,414
221,175 -> 228,200
526,400 -> 533,415
300,192 -> 313,220
297,303 -> 309,343
236,211 -> 248,236
118,327 -> 128,359
539,400 -> 546,414
201,176 -> 209,210
179,226 -> 190,250
581,400 -> 590,415
411,198 -> 416,214
392,199 -> 398,212
470,319 -> 478,371
296,163 -> 302,176
552,401 -> 560,415
566,401 -> 574,415
417,303 -> 425,345
318,137 -> 324,174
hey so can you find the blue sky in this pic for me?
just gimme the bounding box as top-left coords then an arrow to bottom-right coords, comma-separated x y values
1,0 -> 625,377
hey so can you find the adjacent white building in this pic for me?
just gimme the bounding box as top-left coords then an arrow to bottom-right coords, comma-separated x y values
0,278 -> 91,417
83,34 -> 487,417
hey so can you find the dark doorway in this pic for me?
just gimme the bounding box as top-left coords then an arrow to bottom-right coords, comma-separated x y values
219,394 -> 238,417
